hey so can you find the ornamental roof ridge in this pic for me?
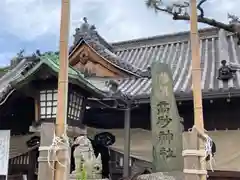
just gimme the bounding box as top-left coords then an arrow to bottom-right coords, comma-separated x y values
111,27 -> 219,49
72,17 -> 113,51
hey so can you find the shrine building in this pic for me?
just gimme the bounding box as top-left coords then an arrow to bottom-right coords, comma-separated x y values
0,18 -> 240,180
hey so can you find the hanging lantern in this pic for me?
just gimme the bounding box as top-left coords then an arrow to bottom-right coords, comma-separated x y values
36,86 -> 86,127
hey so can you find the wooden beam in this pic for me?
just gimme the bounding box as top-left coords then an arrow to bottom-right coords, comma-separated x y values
208,171 -> 240,178
34,98 -> 40,122
29,125 -> 85,137
87,46 -> 129,76
69,46 -> 85,66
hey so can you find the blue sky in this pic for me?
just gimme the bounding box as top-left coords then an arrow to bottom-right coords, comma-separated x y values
0,0 -> 239,67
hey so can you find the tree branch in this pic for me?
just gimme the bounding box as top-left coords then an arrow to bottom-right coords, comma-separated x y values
145,0 -> 238,37
154,5 -> 174,15
172,13 -> 235,33
197,0 -> 207,18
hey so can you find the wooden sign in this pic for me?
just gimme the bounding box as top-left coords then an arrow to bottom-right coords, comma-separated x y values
0,130 -> 10,177
151,62 -> 183,172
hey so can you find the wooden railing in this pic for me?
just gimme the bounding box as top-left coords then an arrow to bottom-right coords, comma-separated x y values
8,149 -> 38,180
9,153 -> 29,165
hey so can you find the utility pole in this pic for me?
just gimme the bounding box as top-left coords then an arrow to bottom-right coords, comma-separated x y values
123,103 -> 131,178
190,0 -> 206,180
54,0 -> 71,180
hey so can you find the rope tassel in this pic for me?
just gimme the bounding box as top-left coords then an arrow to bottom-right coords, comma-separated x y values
39,133 -> 70,170
183,126 -> 216,175
202,136 -> 215,172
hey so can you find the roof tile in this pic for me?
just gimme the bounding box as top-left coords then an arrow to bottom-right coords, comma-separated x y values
110,29 -> 240,95
86,29 -> 240,100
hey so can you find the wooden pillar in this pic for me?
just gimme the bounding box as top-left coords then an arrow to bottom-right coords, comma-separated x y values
54,0 -> 71,179
123,104 -> 131,178
183,130 -> 200,180
38,123 -> 55,180
189,0 -> 206,179
28,149 -> 38,180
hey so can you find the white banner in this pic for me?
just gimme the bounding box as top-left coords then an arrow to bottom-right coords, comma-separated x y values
0,131 -> 10,176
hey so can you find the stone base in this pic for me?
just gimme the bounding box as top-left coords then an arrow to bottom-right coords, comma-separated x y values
69,173 -> 108,180
136,171 -> 184,180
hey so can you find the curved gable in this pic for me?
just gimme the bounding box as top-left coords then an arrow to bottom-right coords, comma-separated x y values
69,18 -> 143,78
69,40 -> 139,78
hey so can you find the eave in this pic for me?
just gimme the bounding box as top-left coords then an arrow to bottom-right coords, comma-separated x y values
12,54 -> 107,99
85,76 -> 240,107
0,59 -> 30,105
131,90 -> 240,104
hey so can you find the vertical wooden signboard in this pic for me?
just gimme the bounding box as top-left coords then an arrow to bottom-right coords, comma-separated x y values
151,62 -> 183,172
0,130 -> 10,180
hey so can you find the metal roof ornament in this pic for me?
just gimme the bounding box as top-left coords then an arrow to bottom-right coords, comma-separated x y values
73,17 -> 99,45
83,17 -> 88,23
90,24 -> 96,31
79,17 -> 90,34
141,66 -> 151,78
106,79 -> 119,93
217,60 -> 236,81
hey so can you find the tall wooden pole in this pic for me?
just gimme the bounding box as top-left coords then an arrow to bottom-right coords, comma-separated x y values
54,0 -> 70,180
190,0 -> 206,180
123,104 -> 131,178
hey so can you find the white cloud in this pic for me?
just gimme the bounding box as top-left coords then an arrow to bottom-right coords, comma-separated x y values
0,0 -> 240,43
1,0 -> 60,41
0,52 -> 15,66
206,0 -> 240,22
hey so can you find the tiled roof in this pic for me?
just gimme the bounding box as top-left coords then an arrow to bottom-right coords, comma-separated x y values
0,52 -> 109,104
75,25 -> 240,97
0,59 -> 32,104
89,77 -> 227,101
108,28 -> 240,95
68,19 -> 240,98
88,77 -> 151,98
87,31 -> 240,98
